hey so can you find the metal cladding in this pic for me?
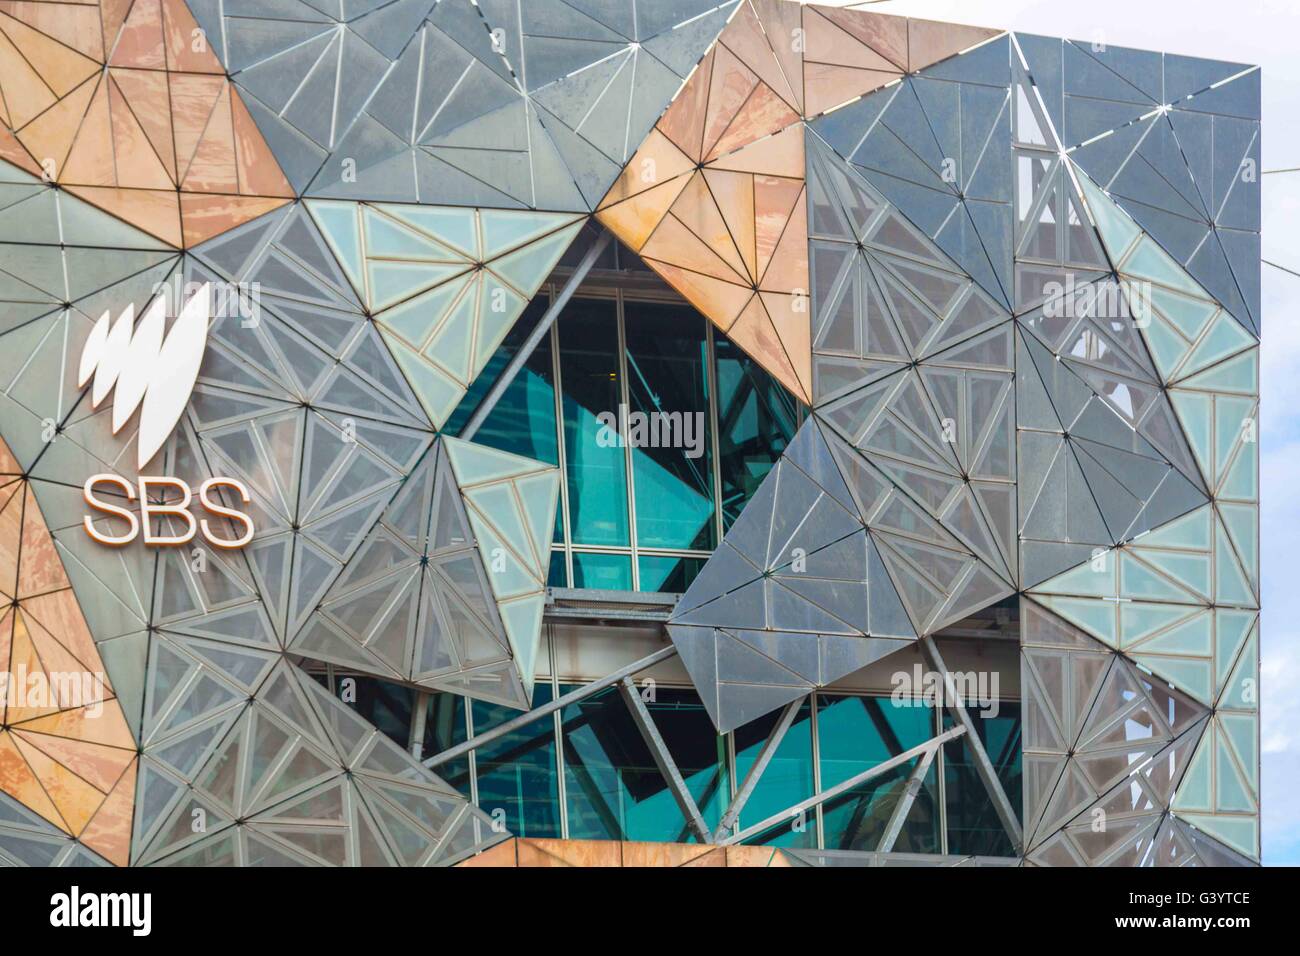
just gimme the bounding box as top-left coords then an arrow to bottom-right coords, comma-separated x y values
0,0 -> 1260,866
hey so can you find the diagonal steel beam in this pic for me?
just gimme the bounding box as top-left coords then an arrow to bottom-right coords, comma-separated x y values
713,697 -> 805,841
920,635 -> 1024,853
618,676 -> 713,844
459,228 -> 613,442
424,644 -> 677,768
876,745 -> 937,853
723,724 -> 966,846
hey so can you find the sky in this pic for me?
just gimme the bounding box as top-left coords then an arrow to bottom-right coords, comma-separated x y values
825,0 -> 1294,864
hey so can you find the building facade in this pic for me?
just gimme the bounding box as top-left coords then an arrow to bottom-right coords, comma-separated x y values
0,0 -> 1259,867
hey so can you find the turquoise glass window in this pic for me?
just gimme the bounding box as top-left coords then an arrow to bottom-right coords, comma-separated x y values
422,693 -> 471,797
446,294 -> 558,465
622,301 -> 716,550
942,702 -> 1022,856
734,700 -> 816,847
713,334 -> 799,530
548,549 -> 569,587
636,554 -> 706,593
471,685 -> 561,839
559,298 -> 629,546
817,694 -> 940,852
560,685 -> 729,842
571,551 -> 632,590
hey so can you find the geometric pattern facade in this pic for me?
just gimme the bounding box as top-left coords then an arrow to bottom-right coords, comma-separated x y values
0,0 -> 1261,867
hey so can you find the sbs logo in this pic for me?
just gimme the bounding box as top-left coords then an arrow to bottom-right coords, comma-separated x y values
78,283 -> 255,548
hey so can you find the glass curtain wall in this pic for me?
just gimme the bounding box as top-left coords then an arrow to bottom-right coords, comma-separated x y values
447,285 -> 800,593
322,669 -> 1022,854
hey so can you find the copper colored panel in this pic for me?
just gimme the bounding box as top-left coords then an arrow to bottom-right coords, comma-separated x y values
728,294 -> 808,403
111,67 -> 176,182
907,18 -> 1002,73
643,261 -> 754,331
0,28 -> 57,127
621,841 -> 718,867
231,87 -> 293,197
0,607 -> 12,712
108,0 -> 166,69
761,289 -> 813,402
107,73 -> 173,189
100,0 -> 135,64
76,757 -> 136,866
595,172 -> 692,251
169,71 -> 225,184
457,839 -> 518,866
180,192 -> 291,246
681,846 -> 727,866
0,733 -> 66,830
643,210 -> 747,286
812,5 -> 909,70
657,48 -> 713,162
64,184 -> 181,246
60,76 -> 116,186
725,844 -> 791,866
699,166 -> 757,282
516,838 -> 622,867
4,614 -> 60,723
13,700 -> 137,750
0,124 -> 41,176
160,0 -> 223,73
804,63 -> 900,118
0,1 -> 105,60
749,0 -> 805,113
0,481 -> 20,597
670,170 -> 752,283
708,122 -> 804,179
719,1 -> 801,113
20,589 -> 105,690
0,10 -> 98,97
753,173 -> 803,281
181,80 -> 238,193
700,44 -> 759,162
706,81 -> 800,162
597,128 -> 695,209
758,187 -> 807,293
803,8 -> 900,73
19,612 -> 111,705
10,734 -> 105,833
12,73 -> 96,174
0,439 -> 19,473
12,730 -> 133,793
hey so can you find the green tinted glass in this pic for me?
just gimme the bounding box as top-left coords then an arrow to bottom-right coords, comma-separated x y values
942,703 -> 1021,856
472,684 -> 561,839
571,551 -> 632,590
734,699 -> 815,846
637,553 -> 706,593
559,298 -> 629,546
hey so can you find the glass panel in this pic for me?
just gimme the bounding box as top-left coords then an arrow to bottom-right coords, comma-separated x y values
816,694 -> 939,852
472,684 -> 562,838
547,549 -> 569,587
347,675 -> 414,748
714,332 -> 798,530
422,693 -> 470,797
446,294 -> 559,464
559,297 -> 629,546
571,550 -> 632,590
623,301 -> 716,550
942,702 -> 1022,857
734,699 -> 816,847
560,685 -> 728,842
636,554 -> 706,593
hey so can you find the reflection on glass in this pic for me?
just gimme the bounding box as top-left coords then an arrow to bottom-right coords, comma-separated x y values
548,549 -> 568,588
571,551 -> 632,591
714,334 -> 798,530
560,686 -> 728,842
472,685 -> 561,838
734,700 -> 815,847
423,693 -> 470,797
559,298 -> 629,546
817,694 -> 939,852
636,554 -> 706,593
445,294 -> 558,465
623,301 -> 715,550
943,703 -> 1022,857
